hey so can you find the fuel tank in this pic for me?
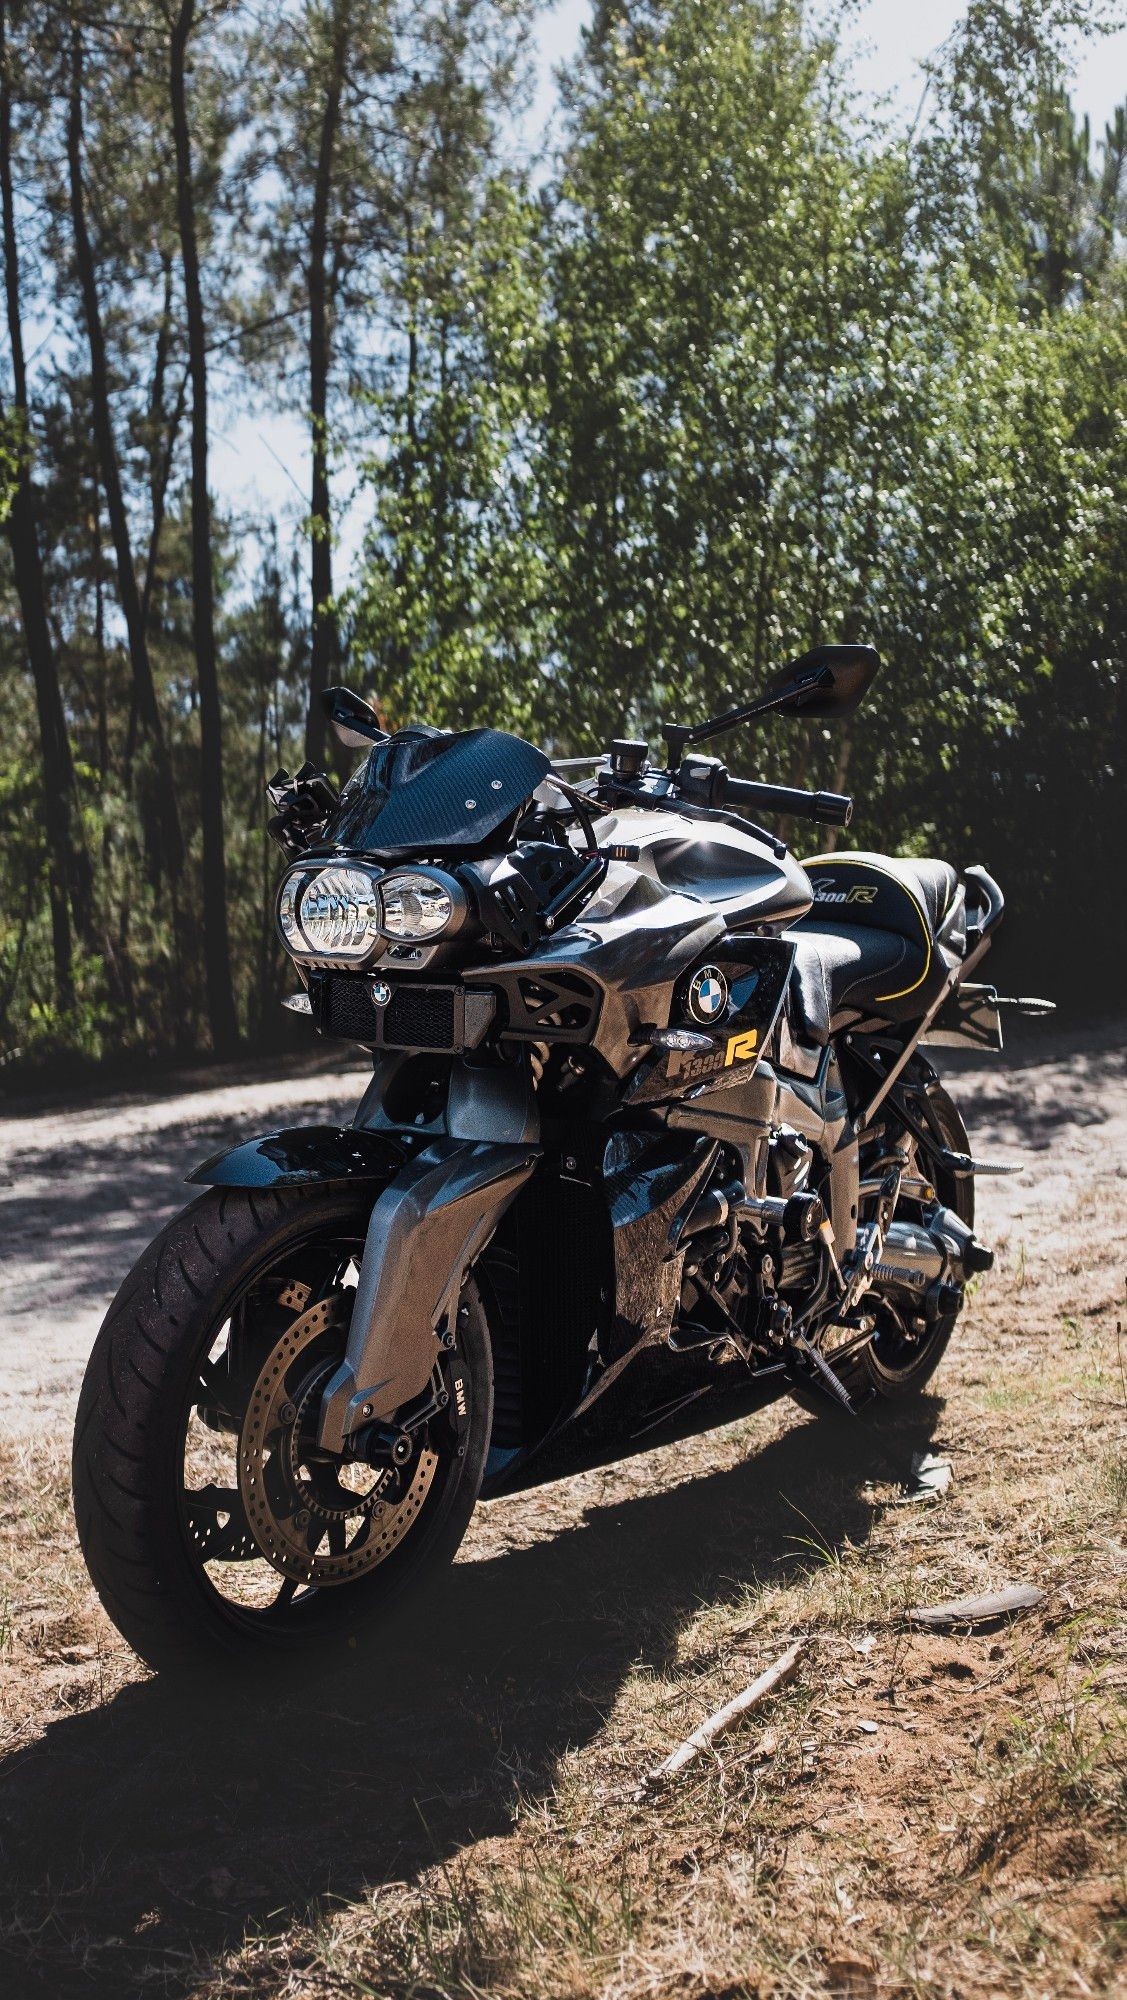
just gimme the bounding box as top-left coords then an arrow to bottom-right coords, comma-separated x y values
607,808 -> 813,930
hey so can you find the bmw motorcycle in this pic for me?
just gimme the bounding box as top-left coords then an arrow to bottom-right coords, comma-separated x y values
73,646 -> 1048,1671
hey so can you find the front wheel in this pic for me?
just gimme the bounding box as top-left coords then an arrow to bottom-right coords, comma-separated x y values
72,1185 -> 493,1674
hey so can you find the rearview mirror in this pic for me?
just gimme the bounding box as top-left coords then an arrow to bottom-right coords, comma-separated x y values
663,642 -> 880,761
321,685 -> 388,751
760,645 -> 880,719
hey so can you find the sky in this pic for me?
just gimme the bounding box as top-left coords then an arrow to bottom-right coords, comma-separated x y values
211,0 -> 1127,575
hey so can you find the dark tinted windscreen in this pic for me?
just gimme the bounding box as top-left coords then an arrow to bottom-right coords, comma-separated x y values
322,726 -> 551,854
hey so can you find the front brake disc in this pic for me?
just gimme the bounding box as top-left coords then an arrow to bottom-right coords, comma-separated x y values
237,1294 -> 438,1586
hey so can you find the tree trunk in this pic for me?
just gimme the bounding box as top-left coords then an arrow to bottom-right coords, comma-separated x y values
303,5 -> 349,772
169,0 -> 238,1055
0,0 -> 91,1007
67,24 -> 185,882
140,255 -> 189,634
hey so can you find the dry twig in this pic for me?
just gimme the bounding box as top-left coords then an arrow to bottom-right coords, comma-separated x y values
638,1639 -> 805,1794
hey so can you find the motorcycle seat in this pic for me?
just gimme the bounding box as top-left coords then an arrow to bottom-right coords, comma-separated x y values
800,851 -> 961,942
786,924 -> 926,1043
788,851 -> 964,1040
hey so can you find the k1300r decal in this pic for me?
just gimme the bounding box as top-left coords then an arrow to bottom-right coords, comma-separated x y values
666,1026 -> 759,1081
810,877 -> 878,906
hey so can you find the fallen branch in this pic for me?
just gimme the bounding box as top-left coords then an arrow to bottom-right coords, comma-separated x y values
639,1639 -> 805,1793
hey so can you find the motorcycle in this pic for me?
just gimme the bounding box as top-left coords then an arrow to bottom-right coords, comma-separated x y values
73,645 -> 1050,1671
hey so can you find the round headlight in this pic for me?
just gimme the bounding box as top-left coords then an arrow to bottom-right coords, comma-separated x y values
278,864 -> 383,961
380,871 -> 456,941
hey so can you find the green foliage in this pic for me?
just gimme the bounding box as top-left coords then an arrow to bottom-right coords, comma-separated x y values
351,177 -> 551,733
351,0 -> 1127,986
1,0 -> 1125,1072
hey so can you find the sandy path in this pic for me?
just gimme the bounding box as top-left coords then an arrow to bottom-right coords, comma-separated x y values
0,1020 -> 1121,1432
0,1056 -> 369,1430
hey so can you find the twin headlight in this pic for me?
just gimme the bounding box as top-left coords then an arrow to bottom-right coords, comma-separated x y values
277,862 -> 465,962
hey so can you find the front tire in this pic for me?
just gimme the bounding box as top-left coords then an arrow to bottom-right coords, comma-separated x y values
72,1185 -> 493,1675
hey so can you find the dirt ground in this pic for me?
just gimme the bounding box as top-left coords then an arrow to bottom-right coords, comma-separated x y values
0,1020 -> 1124,1998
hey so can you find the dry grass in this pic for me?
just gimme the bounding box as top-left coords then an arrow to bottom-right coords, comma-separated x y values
1,1084 -> 1125,1997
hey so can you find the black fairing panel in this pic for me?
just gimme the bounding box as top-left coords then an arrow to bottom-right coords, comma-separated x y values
319,725 -> 551,855
603,1131 -> 718,1347
188,1126 -> 406,1187
625,937 -> 794,1104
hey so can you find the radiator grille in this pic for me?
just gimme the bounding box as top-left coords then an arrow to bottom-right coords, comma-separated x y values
384,984 -> 456,1049
325,976 -> 383,1043
324,976 -> 460,1050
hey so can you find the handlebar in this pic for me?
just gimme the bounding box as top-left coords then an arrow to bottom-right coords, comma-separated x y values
723,776 -> 853,828
673,755 -> 853,828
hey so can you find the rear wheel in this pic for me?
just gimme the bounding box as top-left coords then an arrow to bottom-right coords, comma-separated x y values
72,1185 -> 493,1674
854,1078 -> 974,1401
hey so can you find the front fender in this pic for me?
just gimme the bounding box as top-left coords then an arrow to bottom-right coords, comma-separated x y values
316,1138 -> 541,1449
187,1125 -> 407,1189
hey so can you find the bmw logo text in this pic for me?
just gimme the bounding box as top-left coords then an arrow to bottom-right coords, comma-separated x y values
686,965 -> 728,1025
370,979 -> 392,1006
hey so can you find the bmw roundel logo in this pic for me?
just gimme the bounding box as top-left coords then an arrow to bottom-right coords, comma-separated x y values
686,965 -> 728,1026
370,978 -> 392,1007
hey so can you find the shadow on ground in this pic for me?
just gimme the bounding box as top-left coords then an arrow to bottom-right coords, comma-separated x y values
0,1091 -> 354,1332
940,1014 -> 1127,1153
0,1398 -> 939,1998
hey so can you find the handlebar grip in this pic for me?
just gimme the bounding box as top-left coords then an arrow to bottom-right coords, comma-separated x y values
723,776 -> 854,828
809,790 -> 854,828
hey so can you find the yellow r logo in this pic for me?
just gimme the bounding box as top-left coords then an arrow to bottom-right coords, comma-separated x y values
724,1028 -> 759,1067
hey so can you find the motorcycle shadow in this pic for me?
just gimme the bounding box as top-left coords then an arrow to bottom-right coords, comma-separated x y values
0,1396 -> 941,1998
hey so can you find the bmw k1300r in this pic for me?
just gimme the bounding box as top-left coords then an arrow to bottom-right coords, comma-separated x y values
73,646 -> 1050,1670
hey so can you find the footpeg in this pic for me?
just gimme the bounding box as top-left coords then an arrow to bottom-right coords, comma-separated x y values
789,1329 -> 855,1414
934,1148 -> 1021,1178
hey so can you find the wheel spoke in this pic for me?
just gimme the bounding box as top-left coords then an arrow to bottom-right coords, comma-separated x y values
184,1483 -> 258,1561
196,1358 -> 239,1420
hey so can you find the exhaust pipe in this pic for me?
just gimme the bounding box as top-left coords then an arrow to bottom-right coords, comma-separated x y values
874,1201 -> 993,1297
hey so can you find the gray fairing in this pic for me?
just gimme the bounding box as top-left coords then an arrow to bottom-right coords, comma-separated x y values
316,1137 -> 540,1447
188,1063 -> 544,1455
467,875 -> 726,1081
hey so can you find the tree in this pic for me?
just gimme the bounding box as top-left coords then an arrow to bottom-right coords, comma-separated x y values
0,0 -> 92,1008
254,0 -> 534,759
351,175 -> 549,732
65,13 -> 185,885
168,0 -> 238,1052
252,0 -> 398,771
